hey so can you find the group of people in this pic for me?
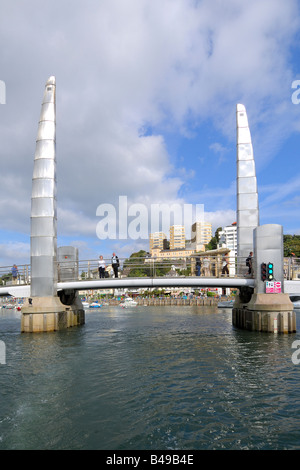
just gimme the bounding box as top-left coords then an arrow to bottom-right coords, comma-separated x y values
195,251 -> 253,277
195,255 -> 229,277
195,257 -> 210,276
98,253 -> 120,279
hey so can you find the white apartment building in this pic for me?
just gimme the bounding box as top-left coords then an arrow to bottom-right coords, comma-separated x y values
191,221 -> 212,251
218,222 -> 237,256
170,225 -> 185,250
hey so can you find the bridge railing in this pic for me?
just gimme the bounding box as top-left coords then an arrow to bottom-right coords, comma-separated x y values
0,256 -> 298,285
0,264 -> 31,286
57,255 -> 300,282
57,255 -> 253,282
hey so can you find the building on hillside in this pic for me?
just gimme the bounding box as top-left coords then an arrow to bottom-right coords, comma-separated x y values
191,221 -> 212,251
218,222 -> 237,257
170,225 -> 185,250
149,232 -> 168,254
148,247 -> 195,260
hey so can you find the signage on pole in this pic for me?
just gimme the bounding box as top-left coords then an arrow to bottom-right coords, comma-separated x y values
266,281 -> 281,293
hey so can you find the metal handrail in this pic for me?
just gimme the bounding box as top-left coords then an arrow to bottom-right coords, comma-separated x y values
0,256 -> 299,284
0,264 -> 31,286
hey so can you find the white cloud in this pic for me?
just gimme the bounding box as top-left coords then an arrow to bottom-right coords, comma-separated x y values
0,242 -> 30,267
0,0 -> 299,259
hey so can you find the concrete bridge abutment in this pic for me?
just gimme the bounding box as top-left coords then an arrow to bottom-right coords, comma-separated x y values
233,225 -> 296,334
21,294 -> 85,333
232,293 -> 296,333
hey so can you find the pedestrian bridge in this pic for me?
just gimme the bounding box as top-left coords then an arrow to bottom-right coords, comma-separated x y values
0,255 -> 299,298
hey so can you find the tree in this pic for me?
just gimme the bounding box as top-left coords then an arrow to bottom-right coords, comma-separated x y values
123,250 -> 150,277
283,235 -> 300,257
205,227 -> 222,251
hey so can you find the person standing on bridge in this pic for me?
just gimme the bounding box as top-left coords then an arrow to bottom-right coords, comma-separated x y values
246,252 -> 253,276
221,253 -> 229,276
111,252 -> 120,278
202,257 -> 210,277
98,255 -> 106,278
195,257 -> 201,276
11,264 -> 18,285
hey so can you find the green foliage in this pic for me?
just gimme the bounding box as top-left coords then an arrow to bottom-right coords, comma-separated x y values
123,250 -> 150,277
205,227 -> 222,251
283,235 -> 300,257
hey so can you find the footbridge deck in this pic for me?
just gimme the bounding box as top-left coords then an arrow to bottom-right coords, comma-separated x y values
0,255 -> 299,297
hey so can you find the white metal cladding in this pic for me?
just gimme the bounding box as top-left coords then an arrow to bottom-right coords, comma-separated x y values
237,160 -> 256,178
37,121 -> 55,141
237,177 -> 257,194
237,127 -> 251,144
39,102 -> 55,122
236,104 -> 259,269
32,158 -> 56,179
34,140 -> 55,159
31,179 -> 56,198
31,256 -> 57,278
238,193 -> 259,211
237,143 -> 253,160
31,217 -> 56,237
31,236 -> 57,257
31,198 -> 56,217
237,209 -> 259,228
30,76 -> 57,297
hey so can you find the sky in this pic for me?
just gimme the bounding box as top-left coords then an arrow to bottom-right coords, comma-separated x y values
0,0 -> 300,267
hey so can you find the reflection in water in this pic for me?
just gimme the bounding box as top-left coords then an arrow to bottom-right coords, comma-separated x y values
0,305 -> 300,450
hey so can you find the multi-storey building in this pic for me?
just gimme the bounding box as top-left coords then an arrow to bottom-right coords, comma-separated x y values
148,247 -> 195,261
218,222 -> 237,256
191,221 -> 212,251
170,225 -> 185,250
149,232 -> 168,254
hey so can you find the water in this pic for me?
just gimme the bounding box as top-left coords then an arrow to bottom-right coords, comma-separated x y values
1,304 -> 300,450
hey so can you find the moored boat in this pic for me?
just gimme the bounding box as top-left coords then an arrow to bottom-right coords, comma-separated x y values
290,295 -> 300,309
89,302 -> 102,308
119,297 -> 138,308
218,299 -> 234,308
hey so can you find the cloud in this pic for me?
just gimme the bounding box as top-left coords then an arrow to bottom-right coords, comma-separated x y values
0,242 -> 30,267
0,0 -> 299,261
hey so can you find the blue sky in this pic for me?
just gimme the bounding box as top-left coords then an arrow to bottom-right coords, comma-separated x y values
0,0 -> 300,266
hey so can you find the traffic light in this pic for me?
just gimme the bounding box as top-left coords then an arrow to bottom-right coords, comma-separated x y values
261,263 -> 267,281
267,262 -> 274,281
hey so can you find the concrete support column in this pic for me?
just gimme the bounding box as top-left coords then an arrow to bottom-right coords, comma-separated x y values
233,224 -> 296,333
21,76 -> 84,332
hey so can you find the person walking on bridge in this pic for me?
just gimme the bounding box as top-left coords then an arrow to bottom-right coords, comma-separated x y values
98,255 -> 106,279
246,252 -> 253,276
11,264 -> 18,285
221,254 -> 229,276
111,252 -> 120,278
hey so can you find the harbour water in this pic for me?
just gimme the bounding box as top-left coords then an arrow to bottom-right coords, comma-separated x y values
1,304 -> 300,450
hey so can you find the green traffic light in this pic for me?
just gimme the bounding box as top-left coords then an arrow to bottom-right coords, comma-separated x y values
267,262 -> 274,280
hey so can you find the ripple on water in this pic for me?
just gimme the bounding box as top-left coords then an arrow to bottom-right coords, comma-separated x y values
1,306 -> 300,449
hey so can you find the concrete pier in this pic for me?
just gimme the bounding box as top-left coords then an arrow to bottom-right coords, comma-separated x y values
21,295 -> 85,333
232,225 -> 296,333
232,293 -> 296,333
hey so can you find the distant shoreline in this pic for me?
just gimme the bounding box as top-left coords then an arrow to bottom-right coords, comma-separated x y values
105,297 -> 222,307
